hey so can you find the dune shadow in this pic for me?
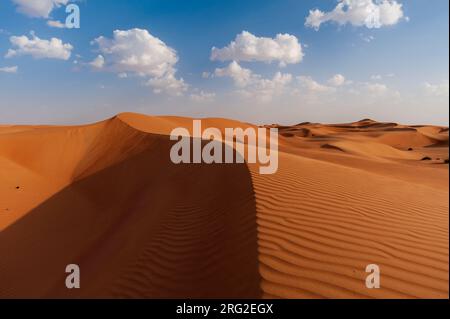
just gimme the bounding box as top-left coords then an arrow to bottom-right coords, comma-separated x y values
0,132 -> 261,298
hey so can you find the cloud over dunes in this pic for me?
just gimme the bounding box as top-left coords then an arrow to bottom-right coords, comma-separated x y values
214,61 -> 293,102
190,91 -> 216,102
298,76 -> 336,93
5,32 -> 73,60
146,72 -> 188,96
214,61 -> 254,88
328,74 -> 347,87
91,28 -> 187,95
424,81 -> 449,97
211,31 -> 304,67
365,82 -> 388,95
89,55 -> 105,69
305,0 -> 404,30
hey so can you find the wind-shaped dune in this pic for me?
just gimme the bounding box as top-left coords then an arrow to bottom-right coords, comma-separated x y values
0,114 -> 448,298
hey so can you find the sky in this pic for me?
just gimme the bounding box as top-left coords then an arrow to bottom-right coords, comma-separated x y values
0,0 -> 448,125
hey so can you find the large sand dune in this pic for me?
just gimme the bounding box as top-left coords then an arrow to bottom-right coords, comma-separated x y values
0,113 -> 448,298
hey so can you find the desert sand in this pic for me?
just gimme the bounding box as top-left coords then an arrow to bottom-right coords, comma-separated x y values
0,113 -> 448,298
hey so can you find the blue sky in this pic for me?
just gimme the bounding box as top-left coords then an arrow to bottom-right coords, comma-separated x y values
0,0 -> 448,125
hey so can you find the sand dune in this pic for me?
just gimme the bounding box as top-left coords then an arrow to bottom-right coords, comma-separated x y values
0,113 -> 448,298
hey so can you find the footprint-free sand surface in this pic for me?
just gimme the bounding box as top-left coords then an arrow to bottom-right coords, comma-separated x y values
0,113 -> 448,298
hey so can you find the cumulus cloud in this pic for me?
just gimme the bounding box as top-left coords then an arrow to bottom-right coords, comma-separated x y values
91,28 -> 187,95
214,61 -> 292,102
13,0 -> 68,18
89,55 -> 105,69
47,20 -> 66,28
213,62 -> 352,101
424,81 -> 449,97
214,61 -> 254,88
328,74 -> 346,86
365,82 -> 389,95
246,72 -> 293,101
91,29 -> 177,77
298,76 -> 336,93
0,65 -> 18,73
211,31 -> 304,67
210,64 -> 409,109
305,0 -> 404,30
5,32 -> 73,60
146,73 -> 188,96
190,91 -> 216,102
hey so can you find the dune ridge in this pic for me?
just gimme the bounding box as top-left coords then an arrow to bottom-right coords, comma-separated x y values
0,113 -> 448,298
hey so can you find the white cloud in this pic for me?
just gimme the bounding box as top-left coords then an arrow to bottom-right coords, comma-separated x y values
208,65 -> 411,110
290,77 -> 404,110
365,82 -> 388,95
370,74 -> 383,80
305,10 -> 327,30
190,91 -> 216,102
328,74 -> 346,86
92,28 -> 178,78
213,63 -> 350,101
13,0 -> 68,18
91,28 -> 187,96
201,71 -> 211,79
305,0 -> 404,30
5,32 -> 73,60
424,81 -> 449,97
146,72 -> 187,96
371,73 -> 395,80
360,34 -> 375,42
246,72 -> 293,101
47,20 -> 65,28
214,61 -> 292,102
89,55 -> 105,69
0,66 -> 18,73
211,31 -> 304,67
214,61 -> 254,88
298,76 -> 336,93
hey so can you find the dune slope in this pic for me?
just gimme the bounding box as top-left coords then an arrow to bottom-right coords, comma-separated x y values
0,113 -> 448,298
0,116 -> 260,298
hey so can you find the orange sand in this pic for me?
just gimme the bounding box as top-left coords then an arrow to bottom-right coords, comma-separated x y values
0,113 -> 448,298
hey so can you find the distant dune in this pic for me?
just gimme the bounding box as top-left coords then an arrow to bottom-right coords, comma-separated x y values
0,113 -> 448,298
